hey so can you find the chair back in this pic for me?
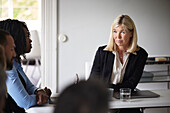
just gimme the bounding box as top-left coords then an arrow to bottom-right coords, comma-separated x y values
26,30 -> 41,59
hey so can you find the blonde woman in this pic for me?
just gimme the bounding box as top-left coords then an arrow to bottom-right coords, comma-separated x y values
90,15 -> 148,113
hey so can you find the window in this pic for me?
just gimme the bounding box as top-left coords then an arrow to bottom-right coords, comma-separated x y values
0,0 -> 39,20
0,0 -> 57,92
0,0 -> 42,87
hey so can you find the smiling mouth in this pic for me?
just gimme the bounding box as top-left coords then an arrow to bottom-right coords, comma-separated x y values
116,40 -> 123,43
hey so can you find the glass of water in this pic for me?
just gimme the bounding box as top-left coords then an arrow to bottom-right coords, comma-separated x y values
108,88 -> 114,100
120,88 -> 131,102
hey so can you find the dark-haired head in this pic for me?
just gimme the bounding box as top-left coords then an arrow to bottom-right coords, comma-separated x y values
0,45 -> 6,70
54,79 -> 109,113
0,30 -> 10,47
0,29 -> 16,70
0,19 -> 30,60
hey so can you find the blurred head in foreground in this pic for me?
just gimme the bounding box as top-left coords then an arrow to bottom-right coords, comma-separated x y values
54,79 -> 109,113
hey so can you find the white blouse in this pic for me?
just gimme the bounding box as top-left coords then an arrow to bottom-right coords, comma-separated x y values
110,51 -> 130,84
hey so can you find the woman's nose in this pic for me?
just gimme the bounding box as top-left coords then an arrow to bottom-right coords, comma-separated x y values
117,32 -> 121,39
29,38 -> 32,43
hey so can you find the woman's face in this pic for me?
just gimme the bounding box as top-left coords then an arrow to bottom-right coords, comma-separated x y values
23,27 -> 32,53
113,25 -> 132,49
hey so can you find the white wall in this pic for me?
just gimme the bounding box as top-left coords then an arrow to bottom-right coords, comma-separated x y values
58,0 -> 170,92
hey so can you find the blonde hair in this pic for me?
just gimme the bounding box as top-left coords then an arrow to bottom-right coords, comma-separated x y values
105,14 -> 139,52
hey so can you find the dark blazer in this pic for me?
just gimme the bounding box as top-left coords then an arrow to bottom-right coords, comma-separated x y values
90,45 -> 148,91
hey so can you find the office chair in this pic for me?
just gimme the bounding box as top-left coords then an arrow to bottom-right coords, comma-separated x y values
85,61 -> 92,80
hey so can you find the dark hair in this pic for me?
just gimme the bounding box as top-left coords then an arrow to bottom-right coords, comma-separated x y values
0,29 -> 10,47
54,80 -> 109,113
0,45 -> 6,69
0,19 -> 30,57
0,64 -> 7,100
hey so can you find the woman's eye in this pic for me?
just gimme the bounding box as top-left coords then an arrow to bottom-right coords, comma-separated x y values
121,31 -> 125,34
113,31 -> 117,33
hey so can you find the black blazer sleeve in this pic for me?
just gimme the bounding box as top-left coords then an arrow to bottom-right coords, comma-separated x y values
90,46 -> 102,79
89,46 -> 114,83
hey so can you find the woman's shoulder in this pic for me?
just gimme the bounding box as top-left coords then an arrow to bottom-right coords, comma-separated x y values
96,45 -> 108,54
98,45 -> 107,49
137,46 -> 148,56
96,45 -> 113,58
97,45 -> 110,52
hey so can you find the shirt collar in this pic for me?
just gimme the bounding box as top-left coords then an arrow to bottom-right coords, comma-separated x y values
13,59 -> 21,69
112,51 -> 137,55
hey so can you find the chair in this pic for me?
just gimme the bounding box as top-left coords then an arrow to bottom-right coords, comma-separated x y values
24,30 -> 41,87
85,62 -> 92,80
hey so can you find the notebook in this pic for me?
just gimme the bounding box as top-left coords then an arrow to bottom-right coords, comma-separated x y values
113,90 -> 160,99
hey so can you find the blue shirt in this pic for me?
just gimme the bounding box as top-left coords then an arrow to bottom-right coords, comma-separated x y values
6,60 -> 38,109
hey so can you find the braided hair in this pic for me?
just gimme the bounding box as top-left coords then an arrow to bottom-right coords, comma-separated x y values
0,19 -> 30,61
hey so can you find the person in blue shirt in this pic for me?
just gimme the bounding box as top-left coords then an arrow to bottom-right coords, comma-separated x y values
0,19 -> 51,112
0,29 -> 22,113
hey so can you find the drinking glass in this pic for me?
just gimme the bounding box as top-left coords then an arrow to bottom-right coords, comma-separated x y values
120,88 -> 131,102
108,88 -> 114,100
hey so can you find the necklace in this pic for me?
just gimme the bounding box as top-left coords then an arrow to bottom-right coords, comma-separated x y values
120,56 -> 123,59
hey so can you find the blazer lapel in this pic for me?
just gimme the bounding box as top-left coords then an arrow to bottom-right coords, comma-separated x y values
123,53 -> 136,81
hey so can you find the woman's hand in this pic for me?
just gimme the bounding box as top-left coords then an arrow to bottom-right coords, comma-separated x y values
36,89 -> 49,105
44,87 -> 52,97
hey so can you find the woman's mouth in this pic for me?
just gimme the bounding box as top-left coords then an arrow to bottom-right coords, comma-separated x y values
116,40 -> 123,43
